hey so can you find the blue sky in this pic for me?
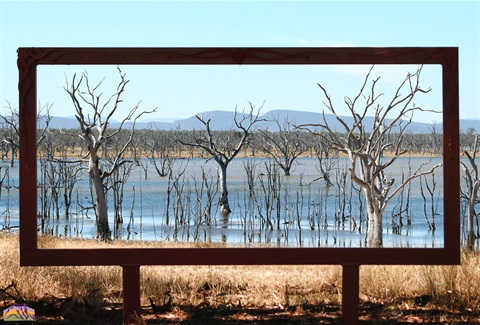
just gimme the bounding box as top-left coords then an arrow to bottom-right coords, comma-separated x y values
1,1 -> 479,122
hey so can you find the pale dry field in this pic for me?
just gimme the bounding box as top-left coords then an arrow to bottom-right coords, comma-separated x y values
1,232 -> 480,323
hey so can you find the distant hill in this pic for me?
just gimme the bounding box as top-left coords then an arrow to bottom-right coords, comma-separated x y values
460,119 -> 480,133
43,116 -> 81,129
34,110 -> 480,133
37,116 -> 170,131
146,109 -> 480,134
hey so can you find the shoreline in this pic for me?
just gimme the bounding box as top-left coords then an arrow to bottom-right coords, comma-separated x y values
33,148 -> 445,160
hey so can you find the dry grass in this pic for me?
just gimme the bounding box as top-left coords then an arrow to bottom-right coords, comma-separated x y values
360,253 -> 480,311
140,264 -> 341,308
1,233 -> 121,304
1,232 -> 480,323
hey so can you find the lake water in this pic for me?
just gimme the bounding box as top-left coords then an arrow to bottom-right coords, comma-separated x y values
0,156 -> 446,248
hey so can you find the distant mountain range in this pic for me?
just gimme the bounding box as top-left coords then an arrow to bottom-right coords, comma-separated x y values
39,109 -> 480,133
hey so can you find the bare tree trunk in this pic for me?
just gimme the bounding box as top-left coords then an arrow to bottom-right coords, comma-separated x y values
466,190 -> 478,249
461,135 -> 479,251
364,188 -> 383,247
218,163 -> 231,214
89,155 -> 111,240
9,145 -> 16,168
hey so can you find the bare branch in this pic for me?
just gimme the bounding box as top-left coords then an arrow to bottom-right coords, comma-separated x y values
384,162 -> 442,209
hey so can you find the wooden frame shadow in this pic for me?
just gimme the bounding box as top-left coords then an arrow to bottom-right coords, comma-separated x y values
19,47 -> 459,267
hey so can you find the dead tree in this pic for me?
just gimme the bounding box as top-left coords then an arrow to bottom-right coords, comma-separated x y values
420,172 -> 440,231
1,101 -> 51,167
64,67 -> 156,240
147,129 -> 175,177
178,102 -> 264,214
460,135 -> 480,251
259,117 -> 307,176
428,122 -> 442,155
243,159 -> 258,198
299,66 -> 441,247
308,143 -> 337,187
104,157 -> 136,234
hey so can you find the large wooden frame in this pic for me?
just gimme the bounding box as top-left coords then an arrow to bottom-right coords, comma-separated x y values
18,47 -> 459,323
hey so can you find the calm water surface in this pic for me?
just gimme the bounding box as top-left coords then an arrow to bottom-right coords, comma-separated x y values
1,157 -> 446,248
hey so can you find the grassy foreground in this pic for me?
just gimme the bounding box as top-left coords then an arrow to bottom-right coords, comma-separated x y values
1,233 -> 480,324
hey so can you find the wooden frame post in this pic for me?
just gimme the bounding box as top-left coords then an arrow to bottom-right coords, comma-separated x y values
122,265 -> 141,324
342,264 -> 360,324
